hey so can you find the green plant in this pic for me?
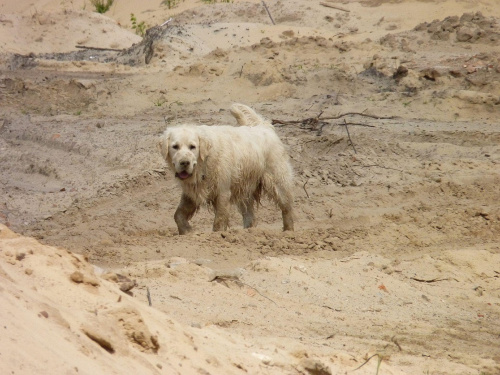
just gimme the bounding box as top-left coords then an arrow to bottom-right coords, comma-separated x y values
162,0 -> 183,9
130,13 -> 147,37
169,100 -> 183,108
89,0 -> 113,14
201,0 -> 233,3
153,98 -> 166,107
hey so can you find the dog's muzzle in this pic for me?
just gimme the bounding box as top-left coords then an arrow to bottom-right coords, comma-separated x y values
175,160 -> 196,180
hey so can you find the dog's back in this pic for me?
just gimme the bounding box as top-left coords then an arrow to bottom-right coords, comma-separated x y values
230,103 -> 272,127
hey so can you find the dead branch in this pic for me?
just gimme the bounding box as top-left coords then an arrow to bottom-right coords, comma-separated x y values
272,110 -> 395,142
344,119 -> 357,154
321,112 -> 396,121
352,164 -> 404,173
212,276 -> 279,306
306,102 -> 316,111
272,111 -> 396,127
238,280 -> 278,306
319,138 -> 344,153
410,277 -> 456,283
75,45 -> 123,52
302,178 -> 310,198
262,1 -> 276,25
329,122 -> 375,128
146,287 -> 152,306
352,353 -> 383,373
272,119 -> 302,125
208,269 -> 242,281
160,17 -> 173,27
322,305 -> 341,312
391,336 -> 403,351
320,2 -> 350,12
318,122 -> 374,135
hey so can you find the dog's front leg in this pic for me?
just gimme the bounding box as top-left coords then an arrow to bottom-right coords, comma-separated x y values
174,194 -> 197,235
212,193 -> 230,232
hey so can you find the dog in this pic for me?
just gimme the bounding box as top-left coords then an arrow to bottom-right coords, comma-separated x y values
159,103 -> 294,235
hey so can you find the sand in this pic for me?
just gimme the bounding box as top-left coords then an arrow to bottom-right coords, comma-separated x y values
0,0 -> 499,374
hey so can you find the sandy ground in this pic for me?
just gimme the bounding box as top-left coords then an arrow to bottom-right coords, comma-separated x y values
1,0 -> 500,374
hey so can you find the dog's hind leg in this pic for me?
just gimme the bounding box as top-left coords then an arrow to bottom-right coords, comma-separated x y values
174,194 -> 197,235
277,192 -> 294,231
263,169 -> 295,231
238,198 -> 256,229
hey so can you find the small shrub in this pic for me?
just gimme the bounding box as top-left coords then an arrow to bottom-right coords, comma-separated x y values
153,98 -> 166,107
201,0 -> 233,3
90,0 -> 114,14
130,13 -> 147,37
162,0 -> 183,9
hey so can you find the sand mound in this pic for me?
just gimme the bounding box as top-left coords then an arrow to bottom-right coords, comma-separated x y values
1,0 -> 499,374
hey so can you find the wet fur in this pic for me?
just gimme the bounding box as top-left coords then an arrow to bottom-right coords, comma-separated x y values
159,103 -> 294,234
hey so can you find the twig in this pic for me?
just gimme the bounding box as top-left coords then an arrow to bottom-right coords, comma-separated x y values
272,119 -> 307,126
317,122 -> 374,135
320,2 -> 350,12
146,287 -> 152,306
261,1 -> 276,25
352,353 -> 382,373
321,112 -> 396,120
410,277 -> 454,283
239,63 -> 245,78
214,276 -> 279,306
344,119 -> 357,154
75,45 -> 123,52
391,336 -> 402,351
352,164 -> 403,172
320,138 -> 344,153
339,122 -> 375,128
272,112 -> 396,126
322,305 -> 341,311
302,178 -> 310,198
239,281 -> 278,306
160,17 -> 173,27
334,91 -> 341,104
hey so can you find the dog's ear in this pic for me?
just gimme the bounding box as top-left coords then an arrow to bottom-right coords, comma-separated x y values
198,136 -> 211,161
158,132 -> 170,161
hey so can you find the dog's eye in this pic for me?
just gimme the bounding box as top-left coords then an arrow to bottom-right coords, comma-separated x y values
172,144 -> 179,150
189,145 -> 196,150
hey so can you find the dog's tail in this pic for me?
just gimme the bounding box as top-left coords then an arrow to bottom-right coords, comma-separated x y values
230,103 -> 271,127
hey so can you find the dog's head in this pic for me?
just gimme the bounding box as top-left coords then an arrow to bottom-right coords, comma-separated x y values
159,126 -> 209,181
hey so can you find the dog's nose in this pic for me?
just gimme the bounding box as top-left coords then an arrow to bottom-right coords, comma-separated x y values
180,160 -> 190,168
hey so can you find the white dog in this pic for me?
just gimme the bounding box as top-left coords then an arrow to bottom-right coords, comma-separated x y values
159,103 -> 294,235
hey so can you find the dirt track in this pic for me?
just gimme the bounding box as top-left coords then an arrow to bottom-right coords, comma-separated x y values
1,1 -> 500,374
